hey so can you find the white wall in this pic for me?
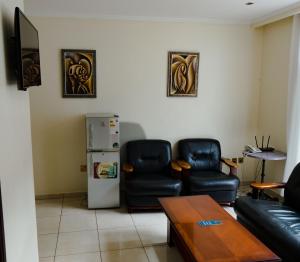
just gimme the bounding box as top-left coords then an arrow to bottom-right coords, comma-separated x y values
0,1 -> 38,262
29,17 -> 263,195
257,17 -> 292,183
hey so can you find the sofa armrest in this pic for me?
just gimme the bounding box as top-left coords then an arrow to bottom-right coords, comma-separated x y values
251,182 -> 286,190
122,163 -> 134,173
171,161 -> 182,172
221,158 -> 239,169
176,160 -> 191,170
221,158 -> 238,176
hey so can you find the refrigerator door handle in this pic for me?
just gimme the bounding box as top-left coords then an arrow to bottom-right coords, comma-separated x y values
89,153 -> 93,178
88,123 -> 94,149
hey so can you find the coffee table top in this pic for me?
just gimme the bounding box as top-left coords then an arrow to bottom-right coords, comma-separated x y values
159,195 -> 280,262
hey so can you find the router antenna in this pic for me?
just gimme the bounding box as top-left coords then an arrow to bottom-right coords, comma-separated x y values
262,136 -> 264,148
267,136 -> 270,148
255,136 -> 258,147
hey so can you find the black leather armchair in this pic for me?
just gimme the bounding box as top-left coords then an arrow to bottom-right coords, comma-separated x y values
176,138 -> 240,204
235,163 -> 300,262
123,140 -> 182,212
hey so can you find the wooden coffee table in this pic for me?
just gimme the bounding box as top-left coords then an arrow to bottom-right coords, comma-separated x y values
159,195 -> 281,262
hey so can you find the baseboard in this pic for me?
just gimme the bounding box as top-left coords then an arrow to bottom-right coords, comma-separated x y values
240,181 -> 251,186
35,192 -> 87,200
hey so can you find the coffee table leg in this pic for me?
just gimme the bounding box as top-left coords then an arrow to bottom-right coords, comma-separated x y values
167,220 -> 175,247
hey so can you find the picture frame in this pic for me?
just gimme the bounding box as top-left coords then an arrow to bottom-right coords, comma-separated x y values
62,49 -> 96,98
167,51 -> 199,97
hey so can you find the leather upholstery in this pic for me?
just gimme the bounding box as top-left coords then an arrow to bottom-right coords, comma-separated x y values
125,140 -> 182,209
126,173 -> 182,196
235,198 -> 300,262
235,163 -> 300,262
127,140 -> 171,173
284,162 -> 300,211
189,171 -> 240,192
179,139 -> 221,171
178,139 -> 239,203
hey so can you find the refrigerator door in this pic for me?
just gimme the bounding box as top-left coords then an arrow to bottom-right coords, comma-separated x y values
86,116 -> 119,151
87,152 -> 120,208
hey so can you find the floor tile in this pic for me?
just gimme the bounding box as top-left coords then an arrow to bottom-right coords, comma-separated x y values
99,226 -> 142,251
36,199 -> 63,218
39,257 -> 54,262
62,199 -> 94,216
55,252 -> 101,262
56,230 -> 99,256
59,213 -> 97,232
38,234 -> 57,258
145,245 -> 183,262
101,248 -> 148,262
37,217 -> 60,235
131,212 -> 167,227
96,208 -> 134,229
136,224 -> 167,246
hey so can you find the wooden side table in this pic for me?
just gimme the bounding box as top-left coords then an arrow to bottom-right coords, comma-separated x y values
243,151 -> 286,199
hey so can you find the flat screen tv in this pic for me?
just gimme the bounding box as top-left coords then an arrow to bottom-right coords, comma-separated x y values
14,7 -> 41,91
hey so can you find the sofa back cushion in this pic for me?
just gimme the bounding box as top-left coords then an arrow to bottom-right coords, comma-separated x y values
285,162 -> 300,211
178,139 -> 221,171
127,140 -> 171,173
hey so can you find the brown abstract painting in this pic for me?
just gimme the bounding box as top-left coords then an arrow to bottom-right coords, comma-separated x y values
167,52 -> 199,97
62,49 -> 96,98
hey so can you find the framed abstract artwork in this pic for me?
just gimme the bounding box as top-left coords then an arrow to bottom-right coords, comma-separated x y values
167,51 -> 199,97
62,49 -> 96,98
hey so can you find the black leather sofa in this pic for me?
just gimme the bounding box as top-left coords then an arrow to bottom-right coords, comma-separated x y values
235,163 -> 300,262
123,140 -> 182,212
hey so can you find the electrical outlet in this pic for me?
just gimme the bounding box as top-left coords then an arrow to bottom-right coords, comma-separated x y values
80,165 -> 87,172
238,157 -> 244,163
231,157 -> 244,164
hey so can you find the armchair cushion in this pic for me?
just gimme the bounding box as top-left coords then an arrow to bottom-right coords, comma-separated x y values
188,170 -> 239,193
126,173 -> 182,196
179,139 -> 221,171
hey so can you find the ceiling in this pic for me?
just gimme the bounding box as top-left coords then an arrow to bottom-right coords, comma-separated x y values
24,0 -> 300,24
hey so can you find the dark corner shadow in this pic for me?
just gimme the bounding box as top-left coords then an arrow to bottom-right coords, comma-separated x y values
172,140 -> 180,159
1,5 -> 17,86
119,122 -> 146,164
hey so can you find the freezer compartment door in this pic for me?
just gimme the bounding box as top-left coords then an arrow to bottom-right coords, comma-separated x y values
86,117 -> 120,151
87,152 -> 120,208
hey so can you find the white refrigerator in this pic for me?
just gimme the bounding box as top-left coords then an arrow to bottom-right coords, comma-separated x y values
86,113 -> 120,209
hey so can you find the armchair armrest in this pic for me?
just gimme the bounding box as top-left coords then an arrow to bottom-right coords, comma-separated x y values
122,163 -> 134,173
171,161 -> 182,172
221,158 -> 239,169
250,182 -> 286,190
221,158 -> 238,176
176,160 -> 191,170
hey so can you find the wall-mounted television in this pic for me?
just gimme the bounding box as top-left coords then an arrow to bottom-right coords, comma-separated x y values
14,7 -> 41,91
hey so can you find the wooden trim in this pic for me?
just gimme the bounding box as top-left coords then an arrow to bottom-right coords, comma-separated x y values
176,160 -> 191,170
122,163 -> 134,173
171,161 -> 182,172
250,182 -> 286,190
221,158 -> 239,169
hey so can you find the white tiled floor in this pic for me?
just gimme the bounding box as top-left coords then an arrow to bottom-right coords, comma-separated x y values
36,196 -> 237,262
